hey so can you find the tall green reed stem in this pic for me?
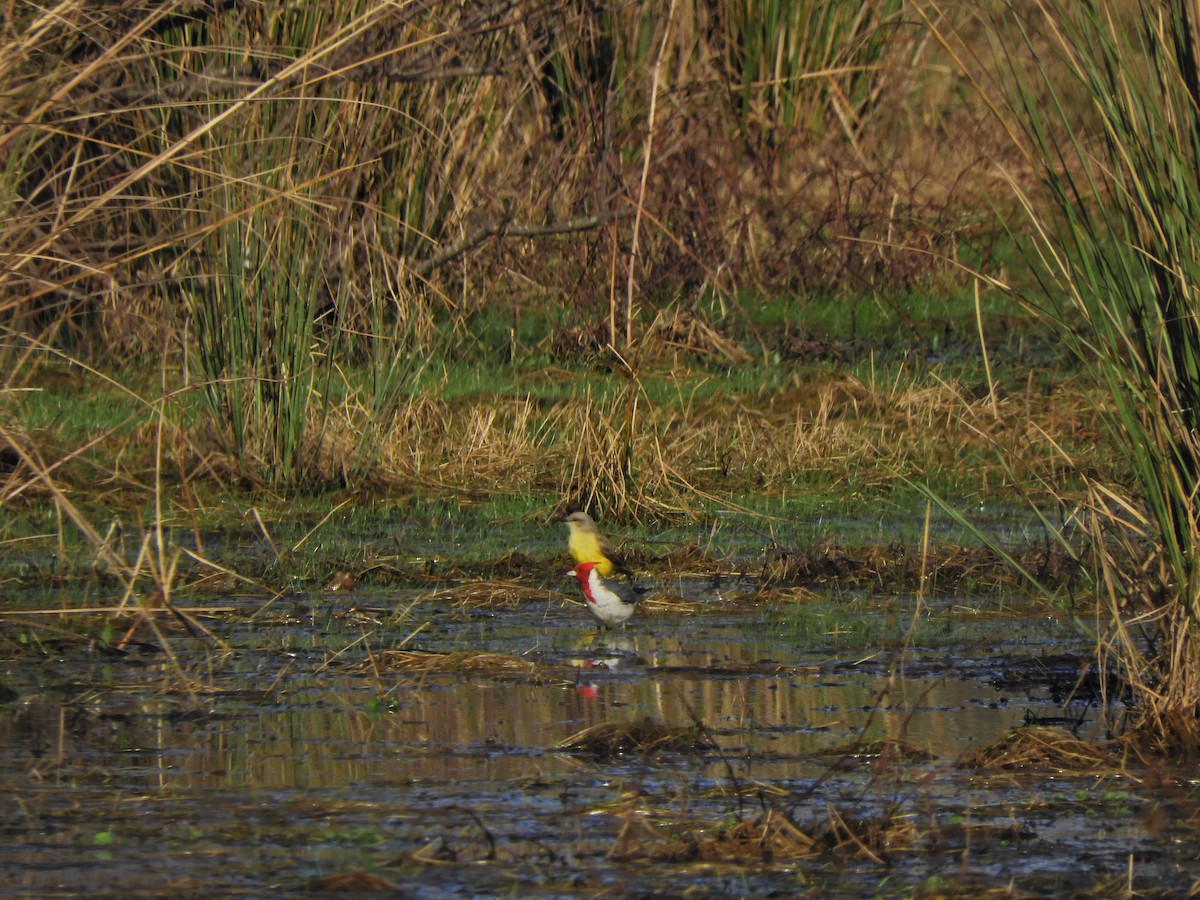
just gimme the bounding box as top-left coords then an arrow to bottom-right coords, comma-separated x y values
931,0 -> 1200,751
721,0 -> 904,144
185,191 -> 326,486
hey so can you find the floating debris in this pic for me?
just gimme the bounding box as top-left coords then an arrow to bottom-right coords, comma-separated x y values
557,718 -> 714,758
608,804 -> 916,864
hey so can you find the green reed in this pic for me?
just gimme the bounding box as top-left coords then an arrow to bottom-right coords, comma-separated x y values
934,0 -> 1200,752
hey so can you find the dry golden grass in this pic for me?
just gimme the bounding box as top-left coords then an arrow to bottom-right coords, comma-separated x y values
636,593 -> 703,616
957,726 -> 1122,773
6,342 -> 1110,529
663,807 -> 818,862
419,581 -> 552,610
549,380 -> 695,520
606,803 -> 917,864
299,368 -> 1104,520
357,394 -> 549,490
638,306 -> 752,367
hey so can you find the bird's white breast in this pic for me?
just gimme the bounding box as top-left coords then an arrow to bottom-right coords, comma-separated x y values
585,571 -> 636,625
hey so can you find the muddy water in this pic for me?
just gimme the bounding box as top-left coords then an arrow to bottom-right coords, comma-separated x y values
0,584 -> 1196,897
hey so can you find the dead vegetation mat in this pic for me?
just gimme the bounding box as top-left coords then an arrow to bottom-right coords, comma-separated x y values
557,718 -> 714,758
958,725 -> 1123,772
608,804 -> 917,864
424,580 -> 551,610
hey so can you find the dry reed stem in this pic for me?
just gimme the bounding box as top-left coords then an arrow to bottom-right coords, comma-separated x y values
697,807 -> 818,862
636,594 -> 701,616
3,0 -> 1006,374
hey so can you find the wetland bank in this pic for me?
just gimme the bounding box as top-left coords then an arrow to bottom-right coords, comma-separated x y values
6,0 -> 1200,896
2,490 -> 1196,896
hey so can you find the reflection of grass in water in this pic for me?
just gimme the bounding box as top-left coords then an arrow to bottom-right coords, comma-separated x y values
769,595 -> 911,653
360,649 -> 568,685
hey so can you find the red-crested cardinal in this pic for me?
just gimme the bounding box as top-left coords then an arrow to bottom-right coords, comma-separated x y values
567,560 -> 640,627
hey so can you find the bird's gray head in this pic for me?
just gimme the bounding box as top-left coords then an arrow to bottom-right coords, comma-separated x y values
564,511 -> 596,528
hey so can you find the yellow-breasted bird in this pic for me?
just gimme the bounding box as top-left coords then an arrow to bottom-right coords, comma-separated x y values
563,511 -> 633,579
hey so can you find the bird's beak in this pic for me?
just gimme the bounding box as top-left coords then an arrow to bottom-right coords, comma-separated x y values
566,568 -> 578,577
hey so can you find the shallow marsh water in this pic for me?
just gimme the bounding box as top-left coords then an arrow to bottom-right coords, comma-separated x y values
1,578 -> 1197,898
